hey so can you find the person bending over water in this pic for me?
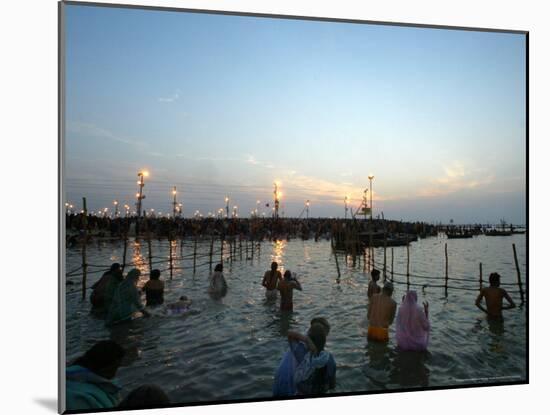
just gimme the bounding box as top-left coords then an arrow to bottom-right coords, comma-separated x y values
66,340 -> 125,411
263,261 -> 282,300
90,263 -> 122,311
395,291 -> 430,351
273,318 -> 336,396
367,282 -> 397,342
278,270 -> 302,312
209,263 -> 228,296
143,269 -> 164,307
106,268 -> 150,326
367,269 -> 381,299
476,272 -> 516,320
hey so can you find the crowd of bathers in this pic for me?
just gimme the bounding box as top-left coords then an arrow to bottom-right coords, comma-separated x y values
66,259 -> 516,411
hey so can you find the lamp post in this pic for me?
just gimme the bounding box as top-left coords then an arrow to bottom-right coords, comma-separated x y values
225,196 -> 229,218
232,205 -> 238,219
273,182 -> 281,219
113,200 -> 119,217
305,200 -> 310,219
178,203 -> 183,217
172,186 -> 178,217
344,196 -> 349,219
368,174 -> 375,221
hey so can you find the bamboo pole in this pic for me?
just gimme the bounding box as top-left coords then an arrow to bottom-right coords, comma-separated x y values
220,239 -> 224,264
332,237 -> 341,283
240,238 -> 243,260
445,243 -> 449,297
81,197 -> 88,300
251,239 -> 254,261
406,238 -> 410,288
479,262 -> 483,292
193,235 -> 197,274
512,243 -> 525,304
146,221 -> 153,273
391,247 -> 394,283
169,233 -> 174,280
121,232 -> 128,272
209,237 -> 214,272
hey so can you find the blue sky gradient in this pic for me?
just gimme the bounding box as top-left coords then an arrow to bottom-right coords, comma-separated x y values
64,4 -> 526,223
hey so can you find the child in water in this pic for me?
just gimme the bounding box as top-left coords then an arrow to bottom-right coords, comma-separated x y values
165,296 -> 192,315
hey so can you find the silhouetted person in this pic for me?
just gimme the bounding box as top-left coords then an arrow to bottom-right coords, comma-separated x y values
263,261 -> 282,300
476,272 -> 516,320
118,384 -> 170,409
367,282 -> 397,342
143,269 -> 164,306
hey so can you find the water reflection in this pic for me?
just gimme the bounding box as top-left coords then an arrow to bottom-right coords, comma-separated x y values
270,240 -> 287,270
364,341 -> 430,388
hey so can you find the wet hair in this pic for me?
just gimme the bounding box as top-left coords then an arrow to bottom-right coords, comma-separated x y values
310,317 -> 330,335
179,295 -> 189,301
150,269 -> 161,280
489,272 -> 501,287
284,270 -> 292,280
72,340 -> 125,379
110,263 -> 121,272
118,384 -> 170,409
383,282 -> 394,296
271,262 -> 278,271
215,263 -> 223,272
308,323 -> 327,354
371,269 -> 380,281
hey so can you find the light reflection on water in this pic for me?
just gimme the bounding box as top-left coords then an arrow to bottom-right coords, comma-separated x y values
66,234 -> 526,403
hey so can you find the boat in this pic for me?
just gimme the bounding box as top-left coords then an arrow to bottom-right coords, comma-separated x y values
446,232 -> 473,239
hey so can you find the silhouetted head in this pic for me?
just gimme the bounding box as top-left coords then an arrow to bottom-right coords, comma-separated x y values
271,262 -> 278,271
72,340 -> 125,379
383,282 -> 394,296
310,317 -> 330,336
150,269 -> 161,280
284,270 -> 292,280
215,263 -> 223,272
308,323 -> 327,354
126,268 -> 141,284
371,269 -> 380,281
118,385 -> 170,409
110,263 -> 121,272
489,272 -> 501,287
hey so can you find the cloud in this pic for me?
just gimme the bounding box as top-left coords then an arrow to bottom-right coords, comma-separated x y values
158,90 -> 180,103
418,161 -> 495,197
66,121 -> 146,148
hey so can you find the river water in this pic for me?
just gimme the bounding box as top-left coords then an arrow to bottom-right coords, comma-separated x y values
65,233 -> 527,404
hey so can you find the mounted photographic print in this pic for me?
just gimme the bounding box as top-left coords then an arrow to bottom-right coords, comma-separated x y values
59,1 -> 528,413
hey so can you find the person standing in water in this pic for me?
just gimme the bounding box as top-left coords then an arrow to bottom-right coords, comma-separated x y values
367,269 -> 382,299
277,270 -> 302,312
395,291 -> 430,351
209,263 -> 228,297
367,282 -> 397,342
475,272 -> 516,320
262,261 -> 282,300
143,269 -> 164,307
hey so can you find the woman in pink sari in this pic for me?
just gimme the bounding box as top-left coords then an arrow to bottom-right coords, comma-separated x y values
396,291 -> 430,351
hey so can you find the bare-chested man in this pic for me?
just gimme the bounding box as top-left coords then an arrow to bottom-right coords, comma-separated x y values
262,261 -> 282,300
367,282 -> 397,342
476,272 -> 516,320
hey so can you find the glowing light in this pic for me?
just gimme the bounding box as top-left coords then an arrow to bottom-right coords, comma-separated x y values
142,171 -> 149,177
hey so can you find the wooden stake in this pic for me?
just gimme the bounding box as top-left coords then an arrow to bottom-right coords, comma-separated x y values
169,233 -> 174,280
445,243 -> 449,297
146,221 -> 153,273
406,239 -> 410,288
220,239 -> 224,264
391,247 -> 394,283
209,237 -> 214,272
193,236 -> 197,274
512,243 -> 525,304
81,197 -> 88,300
479,262 -> 483,292
121,232 -> 128,272
332,237 -> 341,283
240,238 -> 243,260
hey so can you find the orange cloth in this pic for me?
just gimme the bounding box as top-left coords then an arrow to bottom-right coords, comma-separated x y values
368,326 -> 389,342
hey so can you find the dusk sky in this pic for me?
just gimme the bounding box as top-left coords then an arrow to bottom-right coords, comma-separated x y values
64,4 -> 526,224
